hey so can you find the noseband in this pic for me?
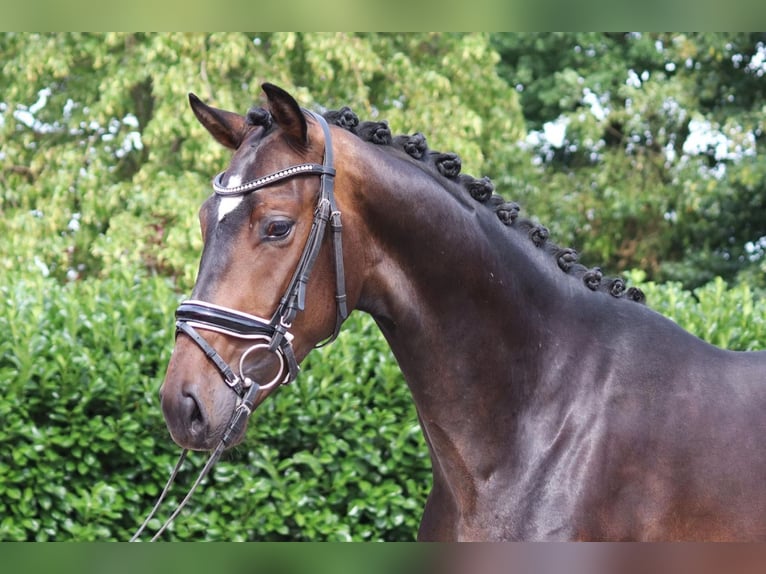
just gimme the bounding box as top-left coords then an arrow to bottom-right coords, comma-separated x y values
176,110 -> 347,398
131,111 -> 347,541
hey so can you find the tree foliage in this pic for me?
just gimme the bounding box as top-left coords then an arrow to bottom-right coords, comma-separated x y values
0,32 -> 521,541
0,33 -> 763,541
0,32 -> 525,289
493,32 -> 766,288
3,33 -> 764,289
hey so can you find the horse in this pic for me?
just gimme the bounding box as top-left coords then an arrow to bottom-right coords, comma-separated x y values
158,82 -> 766,541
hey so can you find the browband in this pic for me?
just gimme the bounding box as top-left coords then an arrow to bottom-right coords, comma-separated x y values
212,164 -> 336,197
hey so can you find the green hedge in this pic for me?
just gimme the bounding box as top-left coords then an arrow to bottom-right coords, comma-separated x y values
0,271 -> 175,540
0,270 -> 431,541
627,271 -> 766,352
1,266 -> 763,541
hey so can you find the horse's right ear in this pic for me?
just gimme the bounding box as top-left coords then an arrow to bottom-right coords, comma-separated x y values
261,83 -> 308,147
188,93 -> 249,150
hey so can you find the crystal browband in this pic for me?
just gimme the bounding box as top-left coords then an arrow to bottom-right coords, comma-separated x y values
212,163 -> 335,197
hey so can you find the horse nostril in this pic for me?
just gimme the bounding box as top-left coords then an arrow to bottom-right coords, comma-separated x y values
182,389 -> 207,438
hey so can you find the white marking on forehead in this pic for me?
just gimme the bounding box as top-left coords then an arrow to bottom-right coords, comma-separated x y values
217,174 -> 244,221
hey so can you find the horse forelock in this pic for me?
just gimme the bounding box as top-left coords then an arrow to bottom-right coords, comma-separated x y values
319,105 -> 645,306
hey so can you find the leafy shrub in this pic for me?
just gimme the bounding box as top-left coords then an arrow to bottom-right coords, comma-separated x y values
2,265 -> 763,541
0,269 -> 431,541
628,271 -> 766,351
0,271 -> 178,541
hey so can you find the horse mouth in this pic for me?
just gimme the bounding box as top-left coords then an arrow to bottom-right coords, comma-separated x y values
189,410 -> 249,452
172,417 -> 248,452
161,386 -> 245,452
161,367 -> 285,452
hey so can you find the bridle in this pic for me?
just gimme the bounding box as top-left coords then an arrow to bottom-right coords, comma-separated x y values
130,110 -> 347,541
175,110 -> 347,397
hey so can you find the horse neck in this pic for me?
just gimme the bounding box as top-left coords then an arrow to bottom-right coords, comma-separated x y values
343,144 -> 569,451
338,144 -> 587,528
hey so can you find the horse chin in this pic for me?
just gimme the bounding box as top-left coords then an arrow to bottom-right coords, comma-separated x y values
197,396 -> 248,451
209,422 -> 248,451
167,418 -> 248,452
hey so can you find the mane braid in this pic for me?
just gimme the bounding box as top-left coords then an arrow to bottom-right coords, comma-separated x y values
323,106 -> 359,131
393,133 -> 428,159
320,105 -> 646,304
356,121 -> 392,145
459,175 -> 494,203
246,106 -> 273,130
430,152 -> 462,179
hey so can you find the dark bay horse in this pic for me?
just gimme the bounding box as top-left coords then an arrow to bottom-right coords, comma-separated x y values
159,83 -> 766,541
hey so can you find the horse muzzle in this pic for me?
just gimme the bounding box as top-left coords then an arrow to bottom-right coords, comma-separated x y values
160,300 -> 298,450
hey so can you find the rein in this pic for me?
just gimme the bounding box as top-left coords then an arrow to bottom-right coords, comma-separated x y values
130,110 -> 347,541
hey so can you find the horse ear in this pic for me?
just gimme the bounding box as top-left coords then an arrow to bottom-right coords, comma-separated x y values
261,83 -> 308,146
188,93 -> 249,150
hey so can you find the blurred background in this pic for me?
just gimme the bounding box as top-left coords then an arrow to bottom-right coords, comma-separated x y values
1,33 -> 765,541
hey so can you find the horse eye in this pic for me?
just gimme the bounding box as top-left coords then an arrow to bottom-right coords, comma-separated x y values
264,219 -> 294,239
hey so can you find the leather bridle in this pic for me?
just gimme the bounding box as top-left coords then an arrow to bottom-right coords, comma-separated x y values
176,109 -> 347,398
131,110 -> 347,541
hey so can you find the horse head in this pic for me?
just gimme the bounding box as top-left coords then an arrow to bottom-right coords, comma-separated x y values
159,84 -> 357,451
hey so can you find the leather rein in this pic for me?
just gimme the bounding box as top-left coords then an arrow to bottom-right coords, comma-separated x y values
130,111 -> 347,541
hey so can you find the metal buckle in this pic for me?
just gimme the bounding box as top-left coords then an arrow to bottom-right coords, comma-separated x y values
279,314 -> 293,330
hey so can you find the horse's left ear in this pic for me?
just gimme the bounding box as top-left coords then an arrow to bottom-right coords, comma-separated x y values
189,93 -> 250,150
262,83 -> 308,146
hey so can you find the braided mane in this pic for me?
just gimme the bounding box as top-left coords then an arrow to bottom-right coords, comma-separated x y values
248,104 -> 645,304
321,106 -> 645,304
